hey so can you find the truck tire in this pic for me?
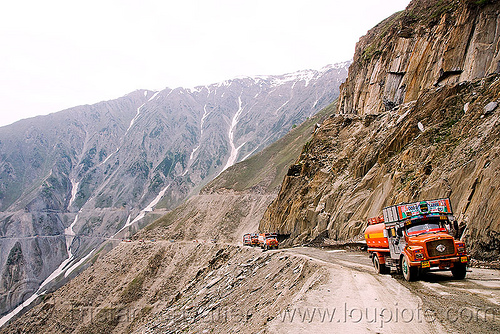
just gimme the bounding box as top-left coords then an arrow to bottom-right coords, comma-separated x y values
401,255 -> 419,281
373,254 -> 389,274
451,263 -> 467,279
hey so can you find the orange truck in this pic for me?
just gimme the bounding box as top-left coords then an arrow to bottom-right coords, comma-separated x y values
364,198 -> 469,281
258,232 -> 278,250
243,233 -> 252,246
251,233 -> 259,246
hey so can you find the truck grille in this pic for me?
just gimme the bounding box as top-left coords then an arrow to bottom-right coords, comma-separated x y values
426,239 -> 455,258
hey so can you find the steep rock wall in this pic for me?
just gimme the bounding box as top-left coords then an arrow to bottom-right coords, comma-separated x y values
261,74 -> 500,259
260,0 -> 500,260
338,0 -> 500,115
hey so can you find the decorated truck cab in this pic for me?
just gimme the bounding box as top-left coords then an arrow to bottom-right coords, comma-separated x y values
364,198 -> 469,281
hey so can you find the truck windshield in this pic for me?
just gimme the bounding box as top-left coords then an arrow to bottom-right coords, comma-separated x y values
406,222 -> 445,235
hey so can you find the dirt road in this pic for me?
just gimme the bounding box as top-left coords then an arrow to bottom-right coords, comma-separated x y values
266,246 -> 500,334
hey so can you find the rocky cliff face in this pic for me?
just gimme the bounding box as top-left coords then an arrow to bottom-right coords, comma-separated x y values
338,0 -> 500,116
260,0 -> 500,260
0,63 -> 349,316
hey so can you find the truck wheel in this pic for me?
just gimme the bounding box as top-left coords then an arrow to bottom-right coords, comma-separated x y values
402,255 -> 419,281
451,263 -> 467,279
373,254 -> 389,274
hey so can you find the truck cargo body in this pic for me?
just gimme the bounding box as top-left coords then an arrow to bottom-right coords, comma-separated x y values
251,233 -> 259,246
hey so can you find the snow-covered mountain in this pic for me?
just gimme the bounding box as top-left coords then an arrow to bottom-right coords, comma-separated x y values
0,62 -> 349,316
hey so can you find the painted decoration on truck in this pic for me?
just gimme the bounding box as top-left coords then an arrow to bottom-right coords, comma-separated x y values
397,198 -> 452,220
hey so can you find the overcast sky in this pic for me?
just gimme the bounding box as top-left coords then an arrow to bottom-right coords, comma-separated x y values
0,0 -> 410,127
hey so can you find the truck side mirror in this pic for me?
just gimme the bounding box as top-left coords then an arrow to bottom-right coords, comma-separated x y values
397,228 -> 403,237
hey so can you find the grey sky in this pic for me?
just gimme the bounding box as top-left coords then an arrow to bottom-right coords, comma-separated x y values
0,0 -> 410,127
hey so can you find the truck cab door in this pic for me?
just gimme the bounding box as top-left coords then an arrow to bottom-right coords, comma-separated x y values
388,227 -> 405,259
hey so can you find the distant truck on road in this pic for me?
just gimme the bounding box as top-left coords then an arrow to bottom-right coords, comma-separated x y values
251,233 -> 259,246
258,232 -> 278,250
364,198 -> 469,281
243,233 -> 252,246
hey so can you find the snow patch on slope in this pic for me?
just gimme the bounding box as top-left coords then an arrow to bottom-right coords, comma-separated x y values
148,91 -> 160,101
65,249 -> 95,278
127,102 -> 146,132
0,215 -> 81,327
115,183 -> 172,235
222,96 -> 246,172
68,180 -> 79,208
189,104 -> 212,161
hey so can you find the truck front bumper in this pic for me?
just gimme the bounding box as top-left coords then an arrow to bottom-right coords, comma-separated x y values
409,255 -> 469,269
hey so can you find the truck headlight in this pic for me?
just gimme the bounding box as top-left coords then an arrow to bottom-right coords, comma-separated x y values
457,246 -> 465,253
415,252 -> 424,260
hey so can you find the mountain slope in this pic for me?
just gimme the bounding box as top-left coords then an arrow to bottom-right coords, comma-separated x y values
259,0 -> 500,260
338,0 -> 500,115
0,63 -> 348,316
0,97 -> 336,332
135,103 -> 334,243
0,241 -> 326,334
